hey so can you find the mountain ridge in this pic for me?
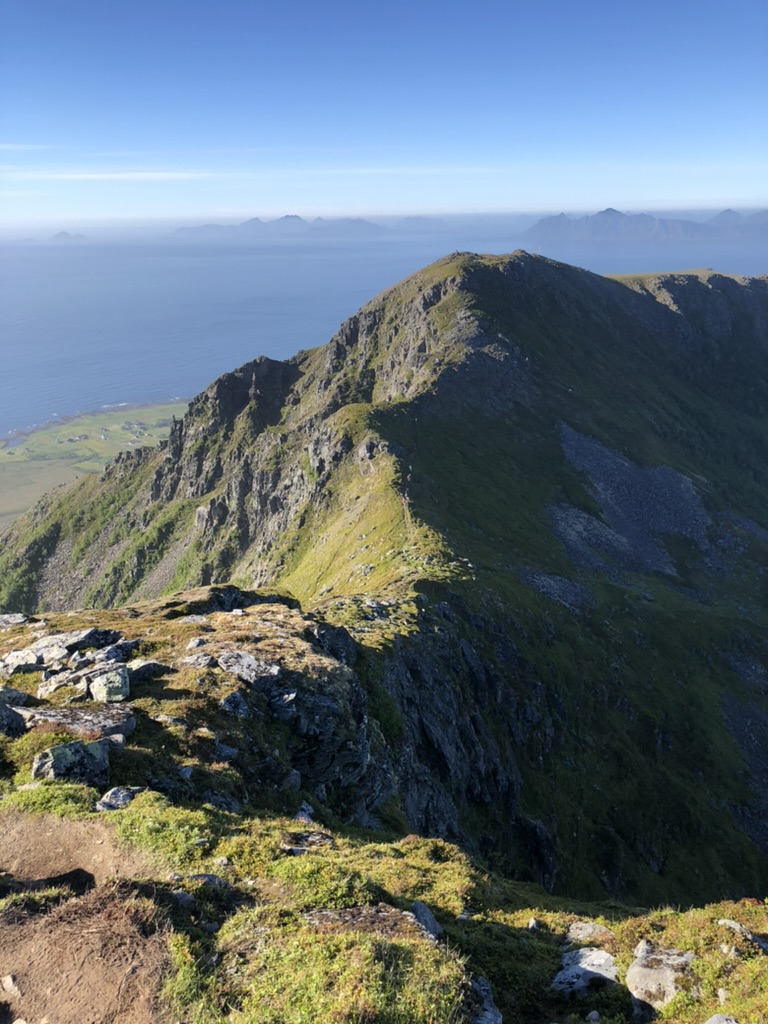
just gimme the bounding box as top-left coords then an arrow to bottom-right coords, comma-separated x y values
3,251 -> 768,906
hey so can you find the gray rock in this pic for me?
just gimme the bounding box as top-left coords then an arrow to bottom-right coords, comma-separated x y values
93,639 -> 139,664
96,786 -> 144,811
64,627 -> 122,651
281,769 -> 302,791
203,791 -> 242,812
717,917 -> 768,952
3,648 -> 43,674
0,974 -> 21,998
625,940 -> 694,1018
0,686 -> 30,706
36,672 -> 88,700
295,801 -> 315,821
86,664 -> 130,702
704,1017 -> 739,1024
551,947 -> 618,996
217,650 -> 281,687
220,691 -> 250,718
35,662 -> 130,702
187,873 -> 229,888
567,920 -> 616,944
468,975 -> 502,1024
214,741 -> 239,761
178,765 -> 194,780
31,738 -> 109,788
180,652 -> 217,669
0,702 -> 26,737
412,900 -> 444,940
171,888 -> 196,909
0,613 -> 28,630
186,637 -> 207,649
16,704 -> 136,739
126,658 -> 169,682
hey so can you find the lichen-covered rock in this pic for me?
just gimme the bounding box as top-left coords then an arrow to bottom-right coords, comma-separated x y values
551,947 -> 618,996
567,920 -> 616,945
31,738 -> 109,788
217,650 -> 281,686
625,939 -> 695,1018
18,704 -> 136,739
85,664 -> 130,702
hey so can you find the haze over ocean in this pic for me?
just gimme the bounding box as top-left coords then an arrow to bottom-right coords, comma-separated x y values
1,233 -> 765,439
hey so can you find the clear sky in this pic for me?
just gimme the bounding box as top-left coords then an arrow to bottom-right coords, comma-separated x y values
1,0 -> 766,225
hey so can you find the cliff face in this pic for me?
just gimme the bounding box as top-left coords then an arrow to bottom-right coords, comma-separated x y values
3,251 -> 768,901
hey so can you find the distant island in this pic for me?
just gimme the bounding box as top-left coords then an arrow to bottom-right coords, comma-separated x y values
523,206 -> 768,242
175,214 -> 389,241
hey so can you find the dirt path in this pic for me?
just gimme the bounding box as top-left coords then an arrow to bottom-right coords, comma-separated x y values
0,812 -> 171,1024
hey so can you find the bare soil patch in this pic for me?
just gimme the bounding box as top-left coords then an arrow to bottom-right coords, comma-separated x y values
0,883 -> 170,1024
0,811 -> 170,1024
0,811 -> 147,888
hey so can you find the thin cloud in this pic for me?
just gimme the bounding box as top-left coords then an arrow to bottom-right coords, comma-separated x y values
6,169 -> 216,181
0,143 -> 53,151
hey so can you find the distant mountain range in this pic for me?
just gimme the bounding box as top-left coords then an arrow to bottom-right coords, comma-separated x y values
175,214 -> 389,241
523,207 -> 768,242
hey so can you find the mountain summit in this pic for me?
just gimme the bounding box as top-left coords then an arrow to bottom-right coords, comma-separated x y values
3,251 -> 768,903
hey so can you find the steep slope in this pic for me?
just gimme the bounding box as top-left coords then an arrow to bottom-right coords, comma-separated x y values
3,252 -> 768,904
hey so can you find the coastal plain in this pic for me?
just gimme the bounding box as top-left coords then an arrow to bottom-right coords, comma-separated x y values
0,403 -> 188,533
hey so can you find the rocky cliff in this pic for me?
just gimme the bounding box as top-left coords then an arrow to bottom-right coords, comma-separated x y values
3,251 -> 768,905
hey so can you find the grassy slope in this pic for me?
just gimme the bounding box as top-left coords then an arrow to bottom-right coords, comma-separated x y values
2,596 -> 768,1024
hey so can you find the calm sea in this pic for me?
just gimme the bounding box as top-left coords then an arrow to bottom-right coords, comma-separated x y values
1,236 -> 764,438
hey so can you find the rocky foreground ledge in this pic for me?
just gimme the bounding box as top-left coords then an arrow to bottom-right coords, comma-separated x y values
1,586 -> 767,1023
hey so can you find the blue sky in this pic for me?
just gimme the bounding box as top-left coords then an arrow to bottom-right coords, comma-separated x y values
1,0 -> 766,224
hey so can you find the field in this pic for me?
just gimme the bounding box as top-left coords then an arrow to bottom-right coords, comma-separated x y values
0,403 -> 188,533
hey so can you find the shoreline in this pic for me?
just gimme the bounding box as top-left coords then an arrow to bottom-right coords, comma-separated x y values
0,398 -> 190,452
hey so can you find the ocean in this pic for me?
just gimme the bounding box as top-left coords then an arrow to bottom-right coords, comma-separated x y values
1,235 -> 764,438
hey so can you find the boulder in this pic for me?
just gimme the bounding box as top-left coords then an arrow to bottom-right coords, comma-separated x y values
0,702 -> 26,737
180,652 -> 218,669
551,947 -> 618,996
567,920 -> 615,945
96,786 -> 144,811
37,672 -> 88,700
220,691 -> 250,718
468,976 -> 502,1024
217,650 -> 281,687
36,663 -> 130,702
412,900 -> 444,940
17,704 -> 136,739
0,613 -> 28,630
31,738 -> 110,788
625,940 -> 694,1019
86,664 -> 131,702
3,648 -> 43,674
93,639 -> 139,664
0,686 -> 30,706
126,658 -> 169,682
717,917 -> 768,953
